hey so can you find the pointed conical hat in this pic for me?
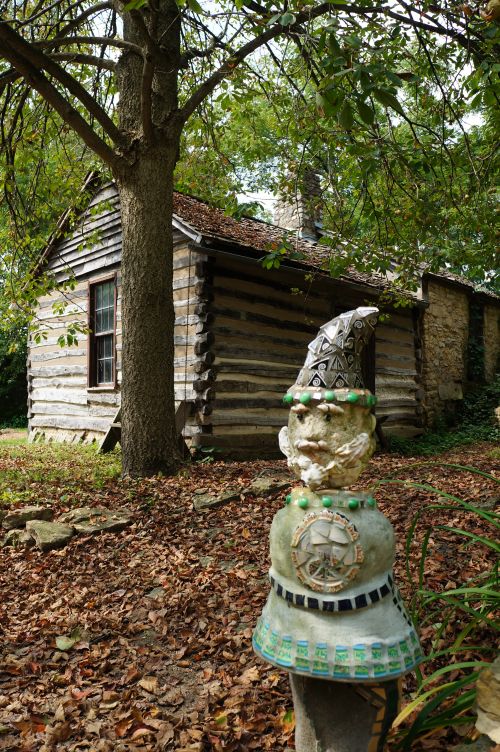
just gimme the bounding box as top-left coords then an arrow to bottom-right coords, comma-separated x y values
296,307 -> 378,391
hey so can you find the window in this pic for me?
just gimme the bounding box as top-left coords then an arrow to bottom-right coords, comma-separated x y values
88,277 -> 116,387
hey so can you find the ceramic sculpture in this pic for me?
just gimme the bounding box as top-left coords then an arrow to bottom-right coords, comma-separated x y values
253,307 -> 423,752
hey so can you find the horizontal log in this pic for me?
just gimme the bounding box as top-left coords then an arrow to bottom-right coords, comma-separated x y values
212,305 -> 317,335
215,362 -> 299,379
376,352 -> 415,365
215,380 -> 291,394
37,289 -> 88,310
31,377 -> 87,389
30,365 -> 87,377
30,335 -> 88,349
31,388 -> 88,406
194,433 -> 281,449
86,392 -> 120,405
213,266 -> 331,303
212,285 -> 329,323
215,344 -> 303,366
210,413 -> 286,427
37,305 -> 87,322
213,325 -> 308,352
30,416 -> 110,432
31,403 -> 116,417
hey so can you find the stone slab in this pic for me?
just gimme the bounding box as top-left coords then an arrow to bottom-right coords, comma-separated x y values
59,507 -> 131,535
26,520 -> 74,551
2,506 -> 54,530
2,529 -> 33,548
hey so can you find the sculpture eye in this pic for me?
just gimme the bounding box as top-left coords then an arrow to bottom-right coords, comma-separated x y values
297,414 -> 305,423
324,413 -> 332,422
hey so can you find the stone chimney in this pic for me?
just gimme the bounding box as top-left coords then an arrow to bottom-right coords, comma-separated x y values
273,170 -> 322,241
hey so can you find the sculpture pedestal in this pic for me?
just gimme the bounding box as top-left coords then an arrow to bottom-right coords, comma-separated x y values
290,674 -> 400,752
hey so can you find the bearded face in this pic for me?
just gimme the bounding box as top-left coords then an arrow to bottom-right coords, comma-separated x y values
279,398 -> 376,490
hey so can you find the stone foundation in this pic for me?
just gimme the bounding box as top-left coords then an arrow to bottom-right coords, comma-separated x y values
484,304 -> 500,382
421,280 -> 469,426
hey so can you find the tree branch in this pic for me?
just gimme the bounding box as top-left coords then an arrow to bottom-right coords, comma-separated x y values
55,2 -> 113,39
0,36 -> 120,168
35,35 -> 142,55
177,3 -> 333,123
48,52 -> 116,70
0,21 -> 124,146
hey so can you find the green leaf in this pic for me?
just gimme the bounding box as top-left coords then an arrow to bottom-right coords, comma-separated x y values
357,99 -> 375,125
328,34 -> 342,56
372,88 -> 404,115
280,12 -> 296,26
186,0 -> 203,11
55,628 -> 82,651
338,102 -> 354,130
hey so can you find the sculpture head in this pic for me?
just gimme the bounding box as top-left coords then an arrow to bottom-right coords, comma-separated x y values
279,307 -> 379,490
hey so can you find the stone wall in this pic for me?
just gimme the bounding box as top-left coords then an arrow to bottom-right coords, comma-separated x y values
421,279 -> 469,426
484,304 -> 500,382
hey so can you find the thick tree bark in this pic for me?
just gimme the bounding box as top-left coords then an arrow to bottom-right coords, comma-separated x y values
116,148 -> 180,476
113,0 -> 183,476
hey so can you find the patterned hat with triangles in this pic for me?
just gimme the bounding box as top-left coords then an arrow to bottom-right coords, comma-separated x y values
296,307 -> 379,391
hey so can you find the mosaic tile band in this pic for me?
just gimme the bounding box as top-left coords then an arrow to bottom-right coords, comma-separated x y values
253,617 -> 423,681
269,571 -> 394,612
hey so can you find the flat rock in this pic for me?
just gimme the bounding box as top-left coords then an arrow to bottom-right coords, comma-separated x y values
2,529 -> 33,548
246,477 -> 290,497
59,507 -> 132,535
193,490 -> 241,512
193,478 -> 290,512
26,520 -> 74,552
2,506 -> 53,530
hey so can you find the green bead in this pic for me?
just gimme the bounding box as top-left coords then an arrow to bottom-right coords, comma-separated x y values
348,498 -> 359,510
283,394 -> 293,405
347,391 -> 360,403
298,497 -> 309,509
299,392 -> 312,405
324,390 -> 335,402
321,496 -> 333,508
367,394 -> 377,407
285,494 -> 292,505
367,497 -> 376,508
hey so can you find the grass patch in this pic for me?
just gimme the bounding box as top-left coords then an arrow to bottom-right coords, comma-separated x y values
0,442 -> 122,508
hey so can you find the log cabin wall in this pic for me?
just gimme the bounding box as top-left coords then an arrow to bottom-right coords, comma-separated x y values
28,184 -> 201,446
28,183 -> 122,443
194,253 -> 422,458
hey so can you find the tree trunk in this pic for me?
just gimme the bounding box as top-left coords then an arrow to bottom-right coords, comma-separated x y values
116,146 -> 180,476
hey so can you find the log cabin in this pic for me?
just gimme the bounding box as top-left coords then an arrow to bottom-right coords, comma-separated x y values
27,179 -> 500,457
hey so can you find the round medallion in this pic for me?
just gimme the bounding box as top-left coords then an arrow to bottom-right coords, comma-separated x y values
290,510 -> 364,593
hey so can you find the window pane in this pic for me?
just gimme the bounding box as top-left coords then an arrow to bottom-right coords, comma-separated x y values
96,334 -> 113,384
94,281 -> 114,334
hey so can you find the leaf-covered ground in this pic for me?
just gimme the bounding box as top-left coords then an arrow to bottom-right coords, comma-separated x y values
0,439 -> 498,752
